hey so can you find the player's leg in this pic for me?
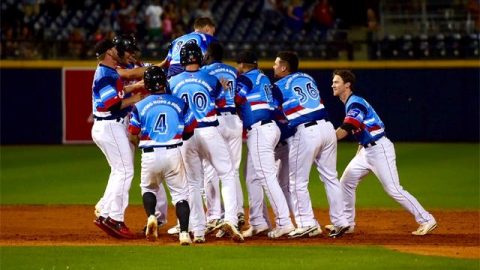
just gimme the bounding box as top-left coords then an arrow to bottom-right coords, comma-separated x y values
197,127 -> 239,227
338,150 -> 370,228
313,121 -> 349,228
180,136 -> 207,242
275,141 -> 294,213
247,123 -> 293,233
154,183 -> 168,226
245,149 -> 270,230
368,137 -> 435,224
139,151 -> 161,241
164,148 -> 191,245
228,115 -> 245,220
203,159 -> 224,234
288,125 -> 320,229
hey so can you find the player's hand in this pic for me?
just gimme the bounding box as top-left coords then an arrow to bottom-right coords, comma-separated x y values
220,77 -> 230,91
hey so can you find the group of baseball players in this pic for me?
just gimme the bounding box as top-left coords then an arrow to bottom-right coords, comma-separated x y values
91,17 -> 437,246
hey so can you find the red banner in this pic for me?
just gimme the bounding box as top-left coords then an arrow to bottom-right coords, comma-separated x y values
63,68 -> 95,143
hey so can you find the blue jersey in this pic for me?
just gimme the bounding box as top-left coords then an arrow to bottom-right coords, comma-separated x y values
343,94 -> 386,145
169,69 -> 222,128
166,32 -> 217,77
235,69 -> 276,129
128,93 -> 196,148
273,72 -> 328,128
201,61 -> 237,114
92,64 -> 129,119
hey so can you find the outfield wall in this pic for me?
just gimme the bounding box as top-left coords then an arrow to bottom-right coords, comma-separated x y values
1,60 -> 478,144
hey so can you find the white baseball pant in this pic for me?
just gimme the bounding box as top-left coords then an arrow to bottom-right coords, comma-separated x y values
181,126 -> 238,237
340,136 -> 435,226
246,121 -> 293,228
203,113 -> 244,221
288,120 -> 349,228
139,147 -> 189,205
91,118 -> 134,222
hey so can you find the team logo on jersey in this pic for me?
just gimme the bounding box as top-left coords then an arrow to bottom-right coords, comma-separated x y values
347,109 -> 361,118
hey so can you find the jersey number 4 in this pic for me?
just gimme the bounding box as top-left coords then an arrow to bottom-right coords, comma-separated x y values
154,113 -> 168,134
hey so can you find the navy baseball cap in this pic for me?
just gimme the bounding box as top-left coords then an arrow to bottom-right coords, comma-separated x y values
236,50 -> 258,64
94,39 -> 115,57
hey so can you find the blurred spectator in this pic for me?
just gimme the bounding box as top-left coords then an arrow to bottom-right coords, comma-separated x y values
145,0 -> 164,41
366,7 -> 380,59
68,27 -> 86,58
311,0 -> 334,39
22,0 -> 41,18
117,0 -> 137,34
467,0 -> 479,31
286,0 -> 306,33
194,0 -> 213,20
162,13 -> 173,41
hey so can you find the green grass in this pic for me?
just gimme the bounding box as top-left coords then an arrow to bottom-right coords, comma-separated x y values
0,143 -> 479,209
1,246 -> 478,270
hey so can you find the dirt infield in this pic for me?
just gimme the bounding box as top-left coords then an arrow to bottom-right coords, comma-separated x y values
1,205 -> 478,259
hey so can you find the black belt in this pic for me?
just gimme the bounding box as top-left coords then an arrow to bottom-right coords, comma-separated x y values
142,143 -> 183,152
247,120 -> 272,131
216,111 -> 236,116
303,120 -> 318,128
94,116 -> 124,122
362,141 -> 377,148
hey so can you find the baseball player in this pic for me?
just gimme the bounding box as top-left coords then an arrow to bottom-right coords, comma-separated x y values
168,42 -> 244,243
92,35 -> 170,233
328,69 -> 437,236
272,51 -> 350,238
201,42 -> 245,236
91,38 -> 144,239
159,17 -> 217,78
128,66 -> 195,245
234,50 -> 295,239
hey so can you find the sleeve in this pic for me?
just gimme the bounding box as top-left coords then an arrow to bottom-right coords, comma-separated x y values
271,84 -> 284,109
128,106 -> 142,135
182,102 -> 197,139
97,76 -> 122,110
213,79 -> 226,108
343,102 -> 368,129
234,75 -> 251,106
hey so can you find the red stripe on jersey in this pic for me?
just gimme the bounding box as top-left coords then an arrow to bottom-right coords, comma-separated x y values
216,98 -> 226,108
206,110 -> 217,117
285,105 -> 304,116
184,119 -> 198,134
140,134 -> 151,140
128,125 -> 141,135
173,134 -> 182,139
250,101 -> 267,105
367,125 -> 381,132
344,117 -> 362,129
116,78 -> 124,93
103,96 -> 121,110
234,95 -> 246,106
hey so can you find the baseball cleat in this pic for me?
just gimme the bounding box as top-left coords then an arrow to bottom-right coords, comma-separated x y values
412,219 -> 437,236
267,224 -> 295,239
205,219 -> 223,235
145,215 -> 158,241
325,224 -> 354,234
328,225 -> 351,238
179,231 -> 192,246
242,225 -> 270,238
167,224 -> 180,235
94,216 -> 122,238
222,221 -> 244,243
288,225 -> 322,238
237,213 -> 246,231
193,235 -> 206,243
102,217 -> 136,239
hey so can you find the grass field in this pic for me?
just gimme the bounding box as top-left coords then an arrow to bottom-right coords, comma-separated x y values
0,143 -> 478,208
0,143 -> 479,269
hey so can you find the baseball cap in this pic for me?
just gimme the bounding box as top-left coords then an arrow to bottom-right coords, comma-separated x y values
236,50 -> 258,64
94,39 -> 115,57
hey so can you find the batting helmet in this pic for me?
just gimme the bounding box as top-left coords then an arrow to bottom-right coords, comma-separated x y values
180,42 -> 202,66
113,34 -> 140,57
144,66 -> 168,93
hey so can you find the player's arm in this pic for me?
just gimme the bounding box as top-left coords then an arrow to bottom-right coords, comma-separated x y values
234,76 -> 251,107
109,92 -> 143,111
182,102 -> 197,140
127,106 -> 141,146
124,80 -> 144,93
336,103 -> 368,140
117,67 -> 147,80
